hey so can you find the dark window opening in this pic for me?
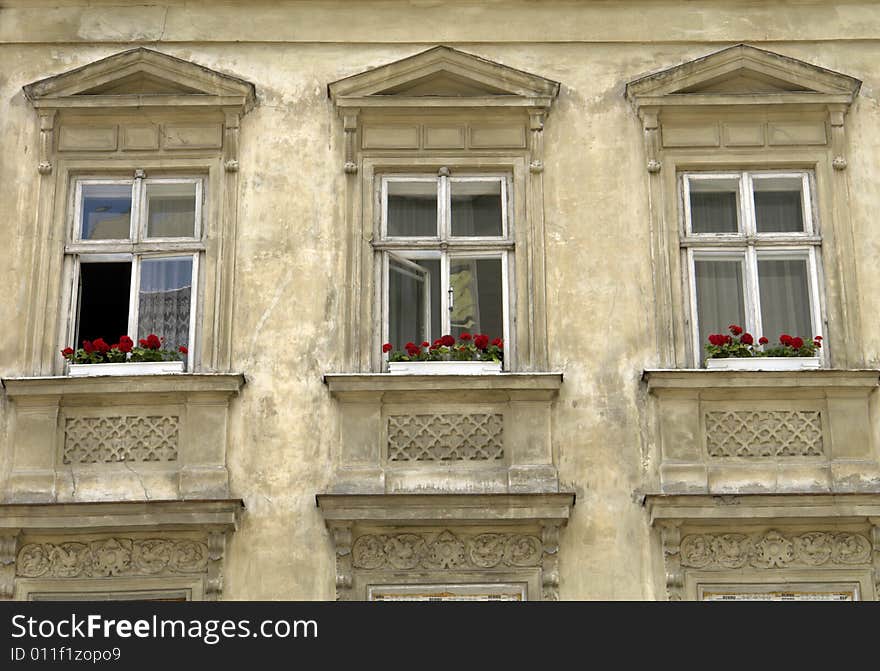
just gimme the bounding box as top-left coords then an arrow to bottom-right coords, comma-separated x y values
76,262 -> 131,345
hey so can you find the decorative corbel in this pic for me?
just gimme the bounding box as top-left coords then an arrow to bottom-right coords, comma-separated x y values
659,522 -> 684,601
37,110 -> 56,175
870,519 -> 880,601
640,108 -> 662,173
540,522 -> 561,601
343,112 -> 359,175
224,111 -> 241,173
528,109 -> 546,174
0,531 -> 20,600
331,523 -> 354,601
828,105 -> 848,171
205,531 -> 226,601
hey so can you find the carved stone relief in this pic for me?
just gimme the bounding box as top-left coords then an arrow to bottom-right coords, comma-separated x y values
705,410 -> 823,458
386,414 -> 503,462
64,416 -> 179,464
16,538 -> 209,578
680,530 -> 871,569
353,530 -> 542,571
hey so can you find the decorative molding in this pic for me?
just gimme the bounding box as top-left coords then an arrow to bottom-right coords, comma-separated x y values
680,530 -> 872,569
528,109 -> 545,174
541,522 -> 561,601
223,111 -> 240,172
342,112 -> 359,174
871,521 -> 880,600
0,533 -> 20,599
659,522 -> 684,601
386,413 -> 504,462
352,530 -> 542,571
37,110 -> 56,175
63,415 -> 179,464
704,410 -> 823,458
16,538 -> 210,578
331,524 -> 354,602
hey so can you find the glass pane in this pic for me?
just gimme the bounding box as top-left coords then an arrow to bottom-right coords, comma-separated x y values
146,182 -> 197,238
388,257 -> 440,347
80,184 -> 132,240
449,257 -> 503,340
694,259 -> 745,359
451,180 -> 503,237
688,178 -> 739,233
753,177 -> 805,233
386,181 -> 438,237
77,262 -> 132,345
758,257 -> 812,342
137,256 -> 193,353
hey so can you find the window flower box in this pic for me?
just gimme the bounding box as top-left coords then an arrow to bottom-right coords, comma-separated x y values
383,333 -> 503,374
68,360 -> 185,377
387,360 -> 502,375
705,357 -> 820,372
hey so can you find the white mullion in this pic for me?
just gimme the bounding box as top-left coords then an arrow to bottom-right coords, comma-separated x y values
440,252 -> 450,335
439,173 -> 450,240
131,178 -> 143,243
802,172 -> 814,235
500,251 -> 511,370
807,247 -> 824,360
380,178 -> 389,239
741,171 -> 754,236
744,245 -> 762,341
187,252 -> 199,371
68,255 -> 83,348
682,175 -> 694,236
128,257 -> 140,341
381,252 -> 390,351
687,247 -> 701,364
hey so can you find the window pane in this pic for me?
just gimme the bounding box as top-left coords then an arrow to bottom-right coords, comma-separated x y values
758,257 -> 812,342
388,257 -> 440,346
694,259 -> 745,357
688,178 -> 739,233
451,180 -> 503,237
146,183 -> 197,238
77,262 -> 131,345
753,177 -> 805,233
138,257 -> 193,352
386,181 -> 438,237
80,184 -> 132,240
450,257 -> 503,340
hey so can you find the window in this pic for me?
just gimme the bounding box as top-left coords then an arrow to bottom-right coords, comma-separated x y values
66,173 -> 203,369
378,171 -> 511,358
681,171 -> 823,363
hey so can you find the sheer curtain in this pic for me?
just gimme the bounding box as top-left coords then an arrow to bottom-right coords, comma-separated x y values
387,192 -> 436,237
146,184 -> 196,238
138,257 -> 193,351
694,259 -> 745,357
758,258 -> 812,340
689,192 -> 737,233
753,191 -> 803,233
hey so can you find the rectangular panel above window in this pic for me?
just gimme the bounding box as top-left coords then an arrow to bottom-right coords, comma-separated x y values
681,171 -> 823,365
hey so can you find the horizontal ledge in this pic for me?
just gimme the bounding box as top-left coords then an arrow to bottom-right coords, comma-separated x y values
317,492 -> 575,524
643,369 -> 880,391
630,93 -> 854,108
334,95 -> 554,109
31,95 -> 251,110
645,493 -> 880,525
2,373 -> 246,397
323,372 -> 563,394
0,499 -> 244,533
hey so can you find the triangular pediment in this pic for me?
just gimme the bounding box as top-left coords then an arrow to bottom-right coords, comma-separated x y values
329,46 -> 559,109
23,48 -> 256,111
626,44 -> 860,109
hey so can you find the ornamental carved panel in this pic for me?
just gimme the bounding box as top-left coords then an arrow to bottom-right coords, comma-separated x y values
704,410 -> 823,458
16,538 -> 208,578
63,416 -> 179,464
386,414 -> 504,461
680,530 -> 871,569
352,530 -> 541,570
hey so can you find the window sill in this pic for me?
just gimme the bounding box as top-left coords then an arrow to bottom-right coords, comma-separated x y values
643,368 -> 879,391
2,372 -> 245,397
324,371 -> 562,396
386,361 -> 502,375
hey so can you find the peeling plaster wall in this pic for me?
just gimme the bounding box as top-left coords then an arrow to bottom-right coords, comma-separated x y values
1,0 -> 880,599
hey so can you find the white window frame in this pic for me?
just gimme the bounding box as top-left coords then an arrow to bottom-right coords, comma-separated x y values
65,173 -> 205,371
681,170 -> 824,364
377,172 -> 513,367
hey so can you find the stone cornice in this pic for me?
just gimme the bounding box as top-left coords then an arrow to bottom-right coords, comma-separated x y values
323,372 -> 563,399
2,373 -> 246,398
643,369 -> 880,392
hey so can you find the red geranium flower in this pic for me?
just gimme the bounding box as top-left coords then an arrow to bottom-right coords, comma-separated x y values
145,334 -> 162,350
491,338 -> 503,349
440,335 -> 456,347
708,334 -> 731,346
791,336 -> 804,349
474,334 -> 489,350
740,333 -> 754,345
421,341 -> 430,348
61,347 -> 74,357
759,336 -> 769,345
779,334 -> 793,346
178,345 -> 188,354
93,338 -> 111,353
118,335 -> 134,353
815,336 -> 823,341
459,333 -> 472,341
382,343 -> 393,353
82,340 -> 95,353
728,324 -> 743,336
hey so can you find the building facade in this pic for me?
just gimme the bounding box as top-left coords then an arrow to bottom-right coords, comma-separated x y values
2,0 -> 880,601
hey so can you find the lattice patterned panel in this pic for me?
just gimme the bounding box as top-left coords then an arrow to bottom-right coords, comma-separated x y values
387,414 -> 504,461
64,416 -> 179,463
704,410 -> 823,457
